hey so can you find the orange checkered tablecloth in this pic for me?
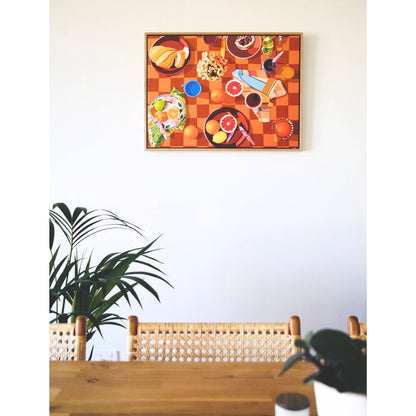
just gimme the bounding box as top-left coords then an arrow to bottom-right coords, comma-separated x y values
146,34 -> 301,149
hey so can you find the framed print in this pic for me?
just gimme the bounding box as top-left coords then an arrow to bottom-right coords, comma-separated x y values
145,33 -> 302,150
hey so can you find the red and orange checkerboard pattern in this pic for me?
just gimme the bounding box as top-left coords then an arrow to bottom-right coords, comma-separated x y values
146,33 -> 301,149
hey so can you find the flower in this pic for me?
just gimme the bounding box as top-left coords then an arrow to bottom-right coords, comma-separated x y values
196,51 -> 228,81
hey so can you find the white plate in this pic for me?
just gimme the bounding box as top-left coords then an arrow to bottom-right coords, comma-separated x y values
149,94 -> 186,129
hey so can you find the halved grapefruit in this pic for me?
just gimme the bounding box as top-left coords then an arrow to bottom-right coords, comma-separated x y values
225,79 -> 244,97
220,114 -> 237,133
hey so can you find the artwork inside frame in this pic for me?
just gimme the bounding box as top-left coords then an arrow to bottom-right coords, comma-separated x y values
145,33 -> 302,150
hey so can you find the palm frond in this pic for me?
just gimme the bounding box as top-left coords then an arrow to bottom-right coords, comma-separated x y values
49,202 -> 172,346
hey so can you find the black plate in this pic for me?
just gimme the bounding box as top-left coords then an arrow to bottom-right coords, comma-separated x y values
204,107 -> 251,148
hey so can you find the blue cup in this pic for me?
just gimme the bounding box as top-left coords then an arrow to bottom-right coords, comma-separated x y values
182,80 -> 202,97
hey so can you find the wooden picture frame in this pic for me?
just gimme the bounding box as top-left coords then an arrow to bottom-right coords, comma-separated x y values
145,33 -> 302,150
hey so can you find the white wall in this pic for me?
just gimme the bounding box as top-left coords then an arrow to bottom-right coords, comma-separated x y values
50,0 -> 366,359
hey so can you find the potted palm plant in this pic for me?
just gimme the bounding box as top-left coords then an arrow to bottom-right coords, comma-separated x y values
279,329 -> 366,416
49,203 -> 172,358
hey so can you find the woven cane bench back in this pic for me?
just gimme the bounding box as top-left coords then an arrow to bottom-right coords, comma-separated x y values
127,316 -> 300,362
49,316 -> 87,361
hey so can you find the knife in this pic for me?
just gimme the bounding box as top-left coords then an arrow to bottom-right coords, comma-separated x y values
235,112 -> 254,146
235,124 -> 255,147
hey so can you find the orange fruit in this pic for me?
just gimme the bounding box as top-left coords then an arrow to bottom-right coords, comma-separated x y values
274,119 -> 293,138
156,111 -> 168,122
205,119 -> 220,135
183,125 -> 199,141
278,65 -> 295,81
167,107 -> 180,120
210,88 -> 225,103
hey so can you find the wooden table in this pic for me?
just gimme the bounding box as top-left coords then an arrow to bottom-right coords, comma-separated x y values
50,361 -> 317,415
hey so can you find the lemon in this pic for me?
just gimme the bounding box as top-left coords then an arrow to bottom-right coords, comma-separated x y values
154,100 -> 166,112
213,131 -> 227,144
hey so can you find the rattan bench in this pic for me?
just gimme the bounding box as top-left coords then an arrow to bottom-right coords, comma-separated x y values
347,315 -> 367,341
49,315 -> 87,361
126,316 -> 301,362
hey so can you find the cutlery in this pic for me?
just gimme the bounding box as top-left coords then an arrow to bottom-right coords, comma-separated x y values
235,123 -> 254,147
235,112 -> 254,146
238,124 -> 255,145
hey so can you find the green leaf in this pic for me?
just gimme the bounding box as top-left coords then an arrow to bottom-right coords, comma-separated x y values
304,330 -> 313,345
295,339 -> 309,350
351,338 -> 367,350
49,210 -> 71,243
101,209 -> 144,235
125,270 -> 173,288
49,202 -> 171,344
72,217 -> 106,246
303,370 -> 320,384
88,346 -> 95,361
336,357 -> 367,394
126,277 -> 160,302
279,352 -> 303,376
50,257 -> 78,296
49,219 -> 55,250
72,206 -> 87,223
310,329 -> 363,364
315,368 -> 346,392
133,259 -> 166,275
52,202 -> 73,224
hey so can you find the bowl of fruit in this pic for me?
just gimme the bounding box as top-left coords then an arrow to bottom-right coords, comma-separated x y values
149,94 -> 186,129
203,107 -> 251,148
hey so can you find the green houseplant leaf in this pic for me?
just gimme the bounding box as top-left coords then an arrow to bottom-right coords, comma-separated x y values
49,203 -> 172,351
310,329 -> 363,364
279,328 -> 366,395
279,352 -> 303,375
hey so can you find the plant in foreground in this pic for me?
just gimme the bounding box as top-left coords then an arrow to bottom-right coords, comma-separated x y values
49,202 -> 172,352
280,329 -> 366,394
